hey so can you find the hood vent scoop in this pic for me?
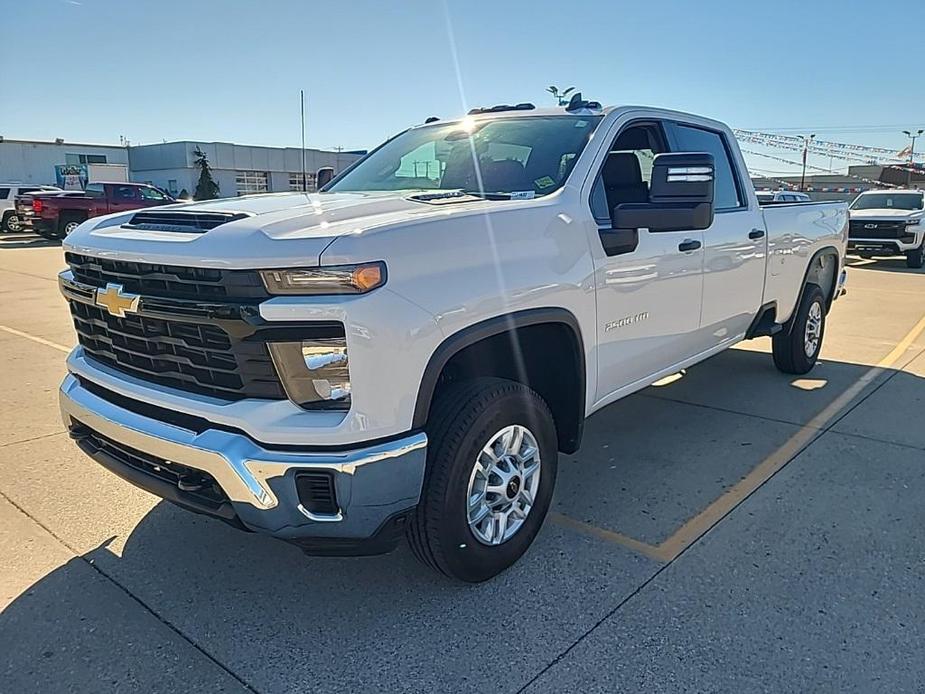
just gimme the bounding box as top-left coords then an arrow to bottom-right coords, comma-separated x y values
124,210 -> 250,233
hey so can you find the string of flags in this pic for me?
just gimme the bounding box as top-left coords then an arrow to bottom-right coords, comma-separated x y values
740,147 -> 902,188
734,129 -> 925,161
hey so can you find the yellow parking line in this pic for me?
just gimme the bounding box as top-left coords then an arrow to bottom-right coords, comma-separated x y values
549,512 -> 668,561
554,312 -> 925,563
656,311 -> 925,561
0,324 -> 71,353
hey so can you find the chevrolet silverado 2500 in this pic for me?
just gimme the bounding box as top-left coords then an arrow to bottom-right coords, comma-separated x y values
847,189 -> 924,268
58,102 -> 848,581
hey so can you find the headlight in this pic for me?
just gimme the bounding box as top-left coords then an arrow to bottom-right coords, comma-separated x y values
261,262 -> 386,295
905,219 -> 921,226
268,338 -> 351,410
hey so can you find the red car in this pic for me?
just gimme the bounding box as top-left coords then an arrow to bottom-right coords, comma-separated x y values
21,181 -> 175,238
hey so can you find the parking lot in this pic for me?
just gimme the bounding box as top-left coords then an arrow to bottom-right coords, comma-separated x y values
1,231 -> 923,693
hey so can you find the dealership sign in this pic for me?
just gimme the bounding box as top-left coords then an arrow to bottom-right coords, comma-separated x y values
55,164 -> 88,190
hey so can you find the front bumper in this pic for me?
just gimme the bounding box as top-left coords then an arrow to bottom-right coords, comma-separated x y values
59,373 -> 427,554
848,230 -> 922,255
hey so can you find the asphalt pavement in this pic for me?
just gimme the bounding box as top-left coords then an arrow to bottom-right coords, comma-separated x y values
1,233 -> 923,693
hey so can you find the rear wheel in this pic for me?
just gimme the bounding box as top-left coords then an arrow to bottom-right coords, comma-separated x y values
772,283 -> 826,375
2,212 -> 22,233
58,214 -> 84,237
407,377 -> 558,582
906,244 -> 924,269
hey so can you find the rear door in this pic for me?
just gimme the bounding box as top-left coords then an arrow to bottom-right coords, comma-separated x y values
664,121 -> 766,345
587,117 -> 705,404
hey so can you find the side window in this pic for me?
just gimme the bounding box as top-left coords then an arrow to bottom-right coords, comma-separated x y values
114,186 -> 137,200
85,183 -> 105,198
590,122 -> 668,225
667,123 -> 742,210
0,188 -> 9,200
139,186 -> 167,201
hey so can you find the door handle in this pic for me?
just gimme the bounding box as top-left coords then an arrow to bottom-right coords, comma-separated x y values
749,228 -> 766,240
678,239 -> 702,252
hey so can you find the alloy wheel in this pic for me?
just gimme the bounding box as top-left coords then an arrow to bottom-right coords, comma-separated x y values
804,300 -> 823,358
466,424 -> 541,546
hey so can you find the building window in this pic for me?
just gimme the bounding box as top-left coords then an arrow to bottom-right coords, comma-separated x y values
167,179 -> 178,195
65,153 -> 108,165
289,172 -> 318,192
236,170 -> 269,196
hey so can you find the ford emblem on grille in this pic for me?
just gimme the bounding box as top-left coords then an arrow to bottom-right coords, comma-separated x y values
864,223 -> 877,229
95,283 -> 141,318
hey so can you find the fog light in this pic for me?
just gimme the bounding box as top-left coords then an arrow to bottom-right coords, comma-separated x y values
268,338 -> 351,410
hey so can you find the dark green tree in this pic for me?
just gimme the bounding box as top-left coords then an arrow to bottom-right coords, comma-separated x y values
193,147 -> 220,200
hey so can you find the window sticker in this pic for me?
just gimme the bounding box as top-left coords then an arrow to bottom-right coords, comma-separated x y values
534,176 -> 556,189
510,191 -> 536,200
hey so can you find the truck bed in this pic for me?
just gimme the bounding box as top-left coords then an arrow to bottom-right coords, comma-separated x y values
761,201 -> 848,323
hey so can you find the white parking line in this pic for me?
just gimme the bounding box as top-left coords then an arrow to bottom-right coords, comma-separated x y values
0,325 -> 71,353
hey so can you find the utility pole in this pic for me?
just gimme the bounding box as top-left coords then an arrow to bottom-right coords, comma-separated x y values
902,129 -> 923,187
300,90 -> 308,193
800,134 -> 816,192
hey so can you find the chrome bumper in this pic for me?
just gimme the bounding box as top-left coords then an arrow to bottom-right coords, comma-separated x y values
59,373 -> 427,543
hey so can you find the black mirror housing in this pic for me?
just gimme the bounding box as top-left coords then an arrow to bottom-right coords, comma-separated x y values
611,152 -> 715,233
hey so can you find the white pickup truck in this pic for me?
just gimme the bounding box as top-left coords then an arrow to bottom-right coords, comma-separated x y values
58,101 -> 848,581
847,189 -> 924,268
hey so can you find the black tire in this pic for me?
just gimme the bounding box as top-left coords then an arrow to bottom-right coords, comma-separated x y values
58,214 -> 85,237
2,211 -> 21,233
772,283 -> 826,375
407,377 -> 558,582
906,245 -> 924,269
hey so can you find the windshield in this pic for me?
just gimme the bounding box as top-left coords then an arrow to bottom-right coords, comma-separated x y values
851,192 -> 924,211
327,115 -> 603,198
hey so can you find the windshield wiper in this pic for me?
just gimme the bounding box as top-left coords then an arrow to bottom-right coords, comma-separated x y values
407,189 -> 513,204
461,190 -> 514,200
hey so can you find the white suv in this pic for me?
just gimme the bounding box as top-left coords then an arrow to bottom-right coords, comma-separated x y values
848,189 -> 925,268
0,183 -> 62,232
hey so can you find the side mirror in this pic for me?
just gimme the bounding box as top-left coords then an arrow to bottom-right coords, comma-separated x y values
611,152 -> 715,233
316,167 -> 335,189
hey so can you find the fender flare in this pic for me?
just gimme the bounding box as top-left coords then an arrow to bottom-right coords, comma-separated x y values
784,245 -> 842,330
411,307 -> 586,441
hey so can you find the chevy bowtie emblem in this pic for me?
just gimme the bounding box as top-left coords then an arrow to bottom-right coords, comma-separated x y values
95,283 -> 140,318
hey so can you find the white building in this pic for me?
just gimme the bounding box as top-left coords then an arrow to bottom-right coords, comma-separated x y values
0,138 -> 130,185
0,137 -> 363,197
128,141 -> 363,198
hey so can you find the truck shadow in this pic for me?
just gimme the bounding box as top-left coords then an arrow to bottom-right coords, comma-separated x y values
2,346 -> 923,692
0,233 -> 61,249
845,255 -> 922,274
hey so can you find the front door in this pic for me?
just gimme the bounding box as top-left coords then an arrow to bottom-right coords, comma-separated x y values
588,120 -> 705,404
108,184 -> 141,213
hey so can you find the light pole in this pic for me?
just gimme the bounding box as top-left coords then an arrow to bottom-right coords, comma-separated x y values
902,129 -> 923,187
800,134 -> 815,192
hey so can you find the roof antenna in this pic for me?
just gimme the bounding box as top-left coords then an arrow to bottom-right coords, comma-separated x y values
565,92 -> 601,112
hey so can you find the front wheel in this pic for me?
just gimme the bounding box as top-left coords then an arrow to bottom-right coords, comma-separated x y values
772,283 -> 826,374
407,378 -> 558,582
906,244 -> 924,269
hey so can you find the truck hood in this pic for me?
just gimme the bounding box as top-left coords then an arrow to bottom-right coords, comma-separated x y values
63,191 -> 505,269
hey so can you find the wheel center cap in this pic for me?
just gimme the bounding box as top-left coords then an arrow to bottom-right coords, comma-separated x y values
506,476 -> 521,499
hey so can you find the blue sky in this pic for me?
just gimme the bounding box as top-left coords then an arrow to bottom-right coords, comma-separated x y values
4,0 -> 924,175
